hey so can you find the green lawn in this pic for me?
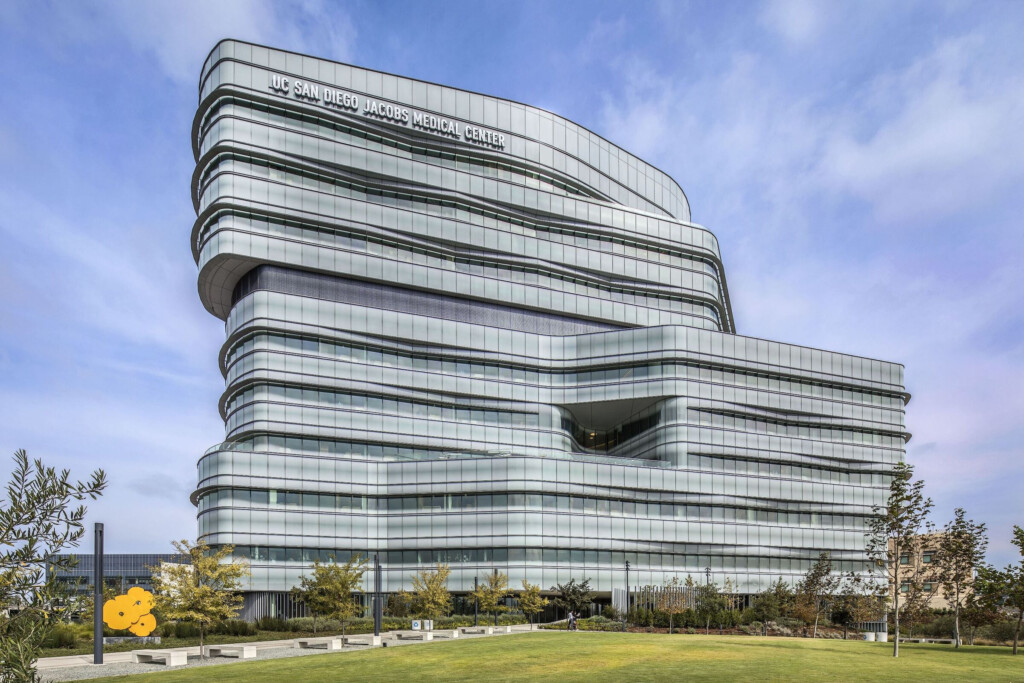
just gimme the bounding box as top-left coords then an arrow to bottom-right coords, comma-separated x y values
82,632 -> 1024,682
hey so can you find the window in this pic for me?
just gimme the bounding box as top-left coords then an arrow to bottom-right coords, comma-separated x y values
900,583 -> 910,593
922,552 -> 933,564
923,583 -> 933,592
899,554 -> 910,565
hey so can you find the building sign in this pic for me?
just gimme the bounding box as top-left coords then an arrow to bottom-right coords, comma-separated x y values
269,75 -> 506,150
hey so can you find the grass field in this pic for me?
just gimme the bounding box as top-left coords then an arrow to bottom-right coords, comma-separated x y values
83,632 -> 1024,682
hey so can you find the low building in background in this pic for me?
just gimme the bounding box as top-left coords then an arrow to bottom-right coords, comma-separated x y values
893,534 -> 958,611
47,553 -> 182,596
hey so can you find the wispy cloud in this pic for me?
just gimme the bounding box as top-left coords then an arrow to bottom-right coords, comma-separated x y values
1,0 -> 1021,562
759,0 -> 830,47
819,34 -> 1024,225
592,5 -> 1024,563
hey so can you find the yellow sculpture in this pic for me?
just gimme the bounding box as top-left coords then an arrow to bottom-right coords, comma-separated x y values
102,586 -> 157,636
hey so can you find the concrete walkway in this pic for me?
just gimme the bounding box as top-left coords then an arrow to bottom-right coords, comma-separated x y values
37,625 -> 542,681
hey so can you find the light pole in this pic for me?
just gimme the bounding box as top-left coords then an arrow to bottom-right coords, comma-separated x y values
373,554 -> 382,637
474,576 -> 479,626
93,523 -> 103,665
705,566 -> 711,586
623,560 -> 630,631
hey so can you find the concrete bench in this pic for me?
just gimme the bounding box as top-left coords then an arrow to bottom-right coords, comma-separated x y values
460,626 -> 493,635
396,631 -> 433,641
431,629 -> 459,638
132,649 -> 188,666
342,635 -> 382,646
296,637 -> 342,650
208,645 -> 256,659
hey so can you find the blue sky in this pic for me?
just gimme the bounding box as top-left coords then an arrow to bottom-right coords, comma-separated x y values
1,1 -> 1022,565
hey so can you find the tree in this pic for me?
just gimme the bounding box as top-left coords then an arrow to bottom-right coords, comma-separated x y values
471,570 -> 510,626
694,582 -> 728,635
656,577 -> 688,634
832,573 -> 882,640
976,525 -> 1024,655
936,508 -> 988,648
960,593 -> 999,646
897,576 -> 934,638
150,539 -> 249,658
0,449 -> 106,682
794,552 -> 841,638
866,461 -> 933,658
291,554 -> 367,637
751,580 -> 790,635
518,580 -> 548,627
410,563 -> 451,620
386,590 -> 414,618
715,578 -> 740,634
550,578 -> 593,619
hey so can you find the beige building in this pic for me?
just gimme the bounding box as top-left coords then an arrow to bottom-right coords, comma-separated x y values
892,534 -> 961,611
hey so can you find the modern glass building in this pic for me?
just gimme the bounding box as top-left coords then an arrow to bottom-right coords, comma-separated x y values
191,40 -> 909,612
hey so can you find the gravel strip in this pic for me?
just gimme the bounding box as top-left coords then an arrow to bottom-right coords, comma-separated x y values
40,643 -> 373,682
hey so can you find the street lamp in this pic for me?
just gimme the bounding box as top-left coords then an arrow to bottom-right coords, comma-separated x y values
705,566 -> 711,585
93,523 -> 104,665
624,560 -> 631,632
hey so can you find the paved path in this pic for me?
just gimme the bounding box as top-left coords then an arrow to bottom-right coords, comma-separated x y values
37,625 -> 542,681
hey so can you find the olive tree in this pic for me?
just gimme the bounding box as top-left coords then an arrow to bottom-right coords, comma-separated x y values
0,449 -> 106,682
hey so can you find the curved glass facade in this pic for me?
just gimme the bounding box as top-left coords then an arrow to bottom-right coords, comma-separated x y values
191,40 -> 908,599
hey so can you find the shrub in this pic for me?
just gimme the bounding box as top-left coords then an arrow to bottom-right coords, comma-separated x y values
679,609 -> 700,629
602,605 -> 622,621
627,607 -> 654,627
716,610 -> 739,629
70,622 -> 94,640
255,616 -> 289,632
920,615 -> 955,639
42,624 -> 78,649
577,616 -> 621,632
739,621 -> 763,636
286,617 -> 315,632
984,620 -> 1018,644
212,620 -> 256,637
173,622 -> 201,638
540,616 -> 619,632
